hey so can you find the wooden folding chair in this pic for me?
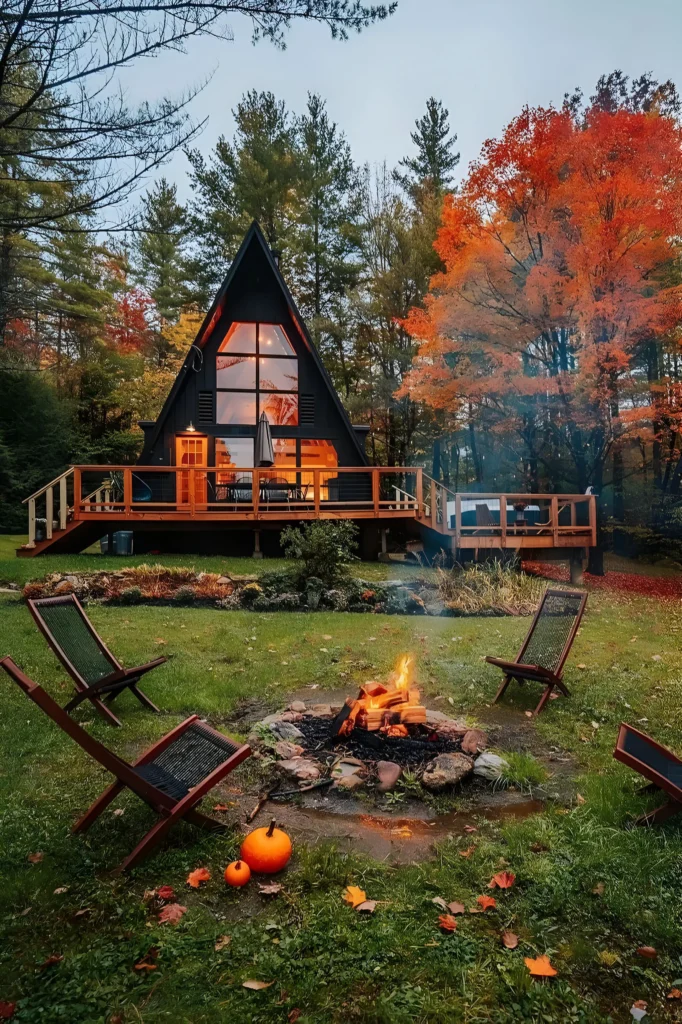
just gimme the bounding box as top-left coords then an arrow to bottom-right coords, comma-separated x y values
486,588 -> 587,715
28,594 -> 166,727
613,723 -> 682,827
0,657 -> 251,872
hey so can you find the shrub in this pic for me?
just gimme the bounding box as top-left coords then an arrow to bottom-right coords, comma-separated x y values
280,520 -> 358,587
173,585 -> 196,605
119,586 -> 142,605
437,560 -> 545,616
240,581 -> 263,605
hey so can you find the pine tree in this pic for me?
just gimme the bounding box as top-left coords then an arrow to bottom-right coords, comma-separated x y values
134,179 -> 193,324
394,97 -> 460,203
294,93 -> 361,394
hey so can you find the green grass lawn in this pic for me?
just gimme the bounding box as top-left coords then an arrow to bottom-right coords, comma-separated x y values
1,577 -> 682,1021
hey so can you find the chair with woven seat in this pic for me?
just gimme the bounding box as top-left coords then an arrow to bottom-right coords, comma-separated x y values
486,588 -> 587,715
28,594 -> 166,727
0,657 -> 251,871
613,723 -> 682,827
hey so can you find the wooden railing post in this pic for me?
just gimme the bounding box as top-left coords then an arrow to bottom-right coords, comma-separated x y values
430,479 -> 437,529
27,498 -> 36,547
589,495 -> 597,546
59,474 -> 68,530
189,469 -> 196,517
570,499 -> 577,527
500,495 -> 507,547
551,496 -> 559,546
45,485 -> 53,539
454,494 -> 461,551
415,467 -> 423,518
253,470 -> 260,518
123,468 -> 132,518
372,469 -> 380,517
73,468 -> 81,520
314,470 -> 320,515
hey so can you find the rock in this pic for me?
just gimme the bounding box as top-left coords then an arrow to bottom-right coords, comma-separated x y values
216,576 -> 232,585
334,774 -> 365,791
64,575 -> 80,586
331,756 -> 366,780
274,740 -> 304,760
278,711 -> 303,723
259,714 -> 283,727
289,700 -> 306,713
270,720 -> 304,742
376,761 -> 402,793
473,753 -> 509,781
461,728 -> 489,755
421,753 -> 474,791
277,758 -> 320,783
310,704 -> 333,718
54,580 -> 74,594
425,709 -> 468,734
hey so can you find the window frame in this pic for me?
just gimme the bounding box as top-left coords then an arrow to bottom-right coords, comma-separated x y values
216,321 -> 298,426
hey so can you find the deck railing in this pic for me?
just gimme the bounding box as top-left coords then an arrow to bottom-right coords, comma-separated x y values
22,464 -> 597,551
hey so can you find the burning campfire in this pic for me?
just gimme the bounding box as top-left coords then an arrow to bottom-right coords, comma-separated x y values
331,655 -> 427,740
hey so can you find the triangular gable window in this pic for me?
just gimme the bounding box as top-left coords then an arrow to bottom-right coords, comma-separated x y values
216,322 -> 298,425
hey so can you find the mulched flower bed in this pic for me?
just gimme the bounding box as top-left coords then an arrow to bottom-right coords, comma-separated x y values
523,560 -> 682,600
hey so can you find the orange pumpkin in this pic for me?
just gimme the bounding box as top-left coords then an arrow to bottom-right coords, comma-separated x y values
224,859 -> 251,887
240,818 -> 292,874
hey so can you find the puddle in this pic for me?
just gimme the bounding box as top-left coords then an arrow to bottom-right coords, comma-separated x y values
248,791 -> 544,863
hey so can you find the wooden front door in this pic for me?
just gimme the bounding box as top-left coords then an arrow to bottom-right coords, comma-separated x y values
176,435 -> 208,509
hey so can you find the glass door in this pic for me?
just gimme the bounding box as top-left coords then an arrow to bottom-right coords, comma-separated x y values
175,435 -> 208,509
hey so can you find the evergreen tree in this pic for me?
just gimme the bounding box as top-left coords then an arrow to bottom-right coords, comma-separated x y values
393,97 -> 460,203
134,179 -> 193,324
187,91 -> 299,297
294,94 -> 361,395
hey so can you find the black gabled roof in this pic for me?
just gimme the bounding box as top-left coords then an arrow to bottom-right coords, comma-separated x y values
145,220 -> 367,464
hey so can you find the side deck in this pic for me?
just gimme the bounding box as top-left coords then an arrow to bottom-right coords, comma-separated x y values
20,465 -> 597,557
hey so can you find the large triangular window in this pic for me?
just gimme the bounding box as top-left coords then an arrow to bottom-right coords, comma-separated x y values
216,322 -> 298,425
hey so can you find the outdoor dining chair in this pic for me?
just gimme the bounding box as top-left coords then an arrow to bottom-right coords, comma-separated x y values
485,588 -> 587,715
613,723 -> 682,827
28,594 -> 166,727
0,657 -> 251,872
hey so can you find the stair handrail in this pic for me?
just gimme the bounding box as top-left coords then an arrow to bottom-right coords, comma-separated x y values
22,467 -> 74,504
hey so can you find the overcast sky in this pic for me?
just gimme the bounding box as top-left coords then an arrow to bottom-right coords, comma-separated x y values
124,0 -> 682,202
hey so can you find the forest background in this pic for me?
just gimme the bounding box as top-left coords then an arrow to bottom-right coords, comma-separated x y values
1,0 -> 682,564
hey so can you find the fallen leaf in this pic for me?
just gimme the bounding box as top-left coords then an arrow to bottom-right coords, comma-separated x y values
157,886 -> 175,902
524,954 -> 557,977
186,867 -> 211,889
0,1004 -> 15,1020
242,980 -> 274,991
667,989 -> 682,1000
27,852 -> 44,864
530,842 -> 549,854
112,808 -> 125,817
448,901 -> 465,915
19,907 -> 31,917
39,954 -> 64,969
53,887 -> 68,895
438,914 -> 458,932
258,883 -> 283,897
391,825 -> 413,838
652,654 -> 662,662
288,1011 -> 302,1023
343,885 -> 367,908
356,900 -> 377,913
502,930 -> 519,949
576,793 -> 586,805
134,958 -> 157,972
636,946 -> 657,959
592,882 -> 605,896
489,871 -> 516,890
322,634 -> 333,641
476,895 -> 496,912
464,825 -> 478,833
630,1001 -> 648,1022
154,638 -> 167,645
431,897 -> 449,911
213,804 -> 231,812
577,663 -> 586,670
73,908 -> 90,918
214,935 -> 231,952
459,845 -> 476,858
524,710 -> 533,718
158,903 -> 187,926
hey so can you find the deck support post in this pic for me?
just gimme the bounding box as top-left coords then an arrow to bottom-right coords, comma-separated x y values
253,529 -> 263,559
380,528 -> 388,554
570,550 -> 584,585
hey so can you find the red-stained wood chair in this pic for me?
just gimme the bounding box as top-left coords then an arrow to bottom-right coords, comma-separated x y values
486,588 -> 588,716
613,723 -> 682,827
28,594 -> 166,727
0,657 -> 251,872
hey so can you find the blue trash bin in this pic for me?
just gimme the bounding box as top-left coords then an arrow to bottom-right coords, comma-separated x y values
113,531 -> 134,556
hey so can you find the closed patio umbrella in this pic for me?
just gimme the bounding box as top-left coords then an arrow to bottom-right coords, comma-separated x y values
255,412 -> 274,467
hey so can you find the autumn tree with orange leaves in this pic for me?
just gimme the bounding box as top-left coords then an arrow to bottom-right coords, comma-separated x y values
401,75 -> 682,553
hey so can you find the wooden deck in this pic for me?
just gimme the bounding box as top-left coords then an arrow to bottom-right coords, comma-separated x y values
20,465 -> 597,557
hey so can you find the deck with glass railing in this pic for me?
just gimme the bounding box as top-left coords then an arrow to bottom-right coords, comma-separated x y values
19,465 -> 597,555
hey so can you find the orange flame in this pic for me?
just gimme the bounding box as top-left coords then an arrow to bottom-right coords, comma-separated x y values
392,653 -> 414,690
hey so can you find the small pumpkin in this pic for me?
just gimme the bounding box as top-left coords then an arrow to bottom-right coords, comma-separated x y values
240,818 -> 292,874
224,859 -> 251,887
